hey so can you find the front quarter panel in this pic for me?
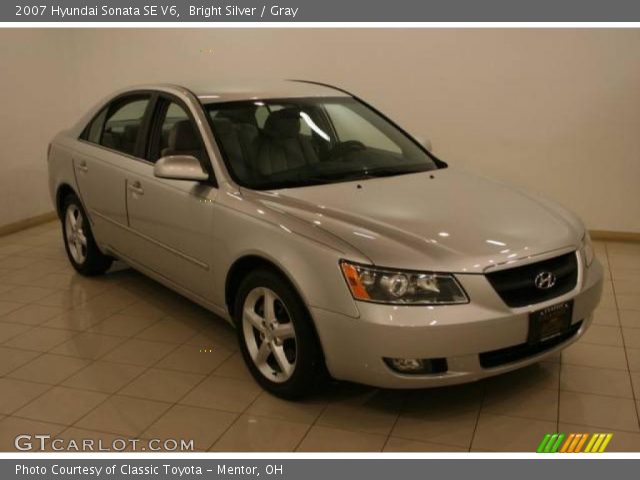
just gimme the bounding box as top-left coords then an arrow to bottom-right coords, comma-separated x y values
212,187 -> 366,320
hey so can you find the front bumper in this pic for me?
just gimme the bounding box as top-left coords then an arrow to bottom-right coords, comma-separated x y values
312,257 -> 603,389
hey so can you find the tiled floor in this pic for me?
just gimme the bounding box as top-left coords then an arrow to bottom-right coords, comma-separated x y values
0,221 -> 639,452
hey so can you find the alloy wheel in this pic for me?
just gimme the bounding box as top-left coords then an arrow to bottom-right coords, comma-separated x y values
242,287 -> 297,382
65,204 -> 88,264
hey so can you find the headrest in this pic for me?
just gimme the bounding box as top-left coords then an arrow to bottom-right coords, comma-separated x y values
264,108 -> 301,139
217,108 -> 256,125
168,120 -> 199,151
211,117 -> 234,136
123,124 -> 139,142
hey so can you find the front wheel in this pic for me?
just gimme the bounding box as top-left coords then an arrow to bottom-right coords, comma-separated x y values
234,269 -> 327,399
61,194 -> 112,276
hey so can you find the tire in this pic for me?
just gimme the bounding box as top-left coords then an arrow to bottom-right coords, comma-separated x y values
234,269 -> 328,399
61,193 -> 112,276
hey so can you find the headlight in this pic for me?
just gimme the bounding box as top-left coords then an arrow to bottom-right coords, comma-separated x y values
581,231 -> 595,267
340,260 -> 468,305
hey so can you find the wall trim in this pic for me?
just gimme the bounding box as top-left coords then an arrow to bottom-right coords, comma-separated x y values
590,229 -> 640,243
0,211 -> 58,238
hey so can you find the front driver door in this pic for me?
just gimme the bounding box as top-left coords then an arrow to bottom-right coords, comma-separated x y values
123,97 -> 218,301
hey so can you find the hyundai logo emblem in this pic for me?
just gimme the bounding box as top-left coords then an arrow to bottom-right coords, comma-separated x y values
535,271 -> 556,290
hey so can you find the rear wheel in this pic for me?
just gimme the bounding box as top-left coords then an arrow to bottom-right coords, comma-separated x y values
61,194 -> 112,276
234,269 -> 327,399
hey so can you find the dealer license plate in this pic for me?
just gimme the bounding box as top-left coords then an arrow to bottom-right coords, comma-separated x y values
528,300 -> 573,344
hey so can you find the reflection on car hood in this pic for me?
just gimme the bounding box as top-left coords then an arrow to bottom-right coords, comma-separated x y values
250,169 -> 584,273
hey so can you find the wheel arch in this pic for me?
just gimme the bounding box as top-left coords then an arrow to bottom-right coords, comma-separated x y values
225,254 -> 302,316
55,183 -> 78,219
224,254 -> 329,364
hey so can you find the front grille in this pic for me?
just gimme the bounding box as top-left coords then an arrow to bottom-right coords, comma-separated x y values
479,321 -> 582,368
486,252 -> 578,308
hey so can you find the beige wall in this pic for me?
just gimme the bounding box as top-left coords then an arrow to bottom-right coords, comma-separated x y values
2,29 -> 640,233
0,30 -> 76,227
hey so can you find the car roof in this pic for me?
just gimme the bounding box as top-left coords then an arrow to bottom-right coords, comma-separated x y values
180,79 -> 351,104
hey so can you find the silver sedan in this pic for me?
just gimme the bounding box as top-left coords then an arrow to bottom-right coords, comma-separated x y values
47,80 -> 603,398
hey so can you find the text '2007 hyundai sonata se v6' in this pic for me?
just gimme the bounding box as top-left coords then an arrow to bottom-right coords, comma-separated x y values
47,80 -> 603,398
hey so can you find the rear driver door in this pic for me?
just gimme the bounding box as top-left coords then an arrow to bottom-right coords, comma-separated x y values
74,94 -> 153,253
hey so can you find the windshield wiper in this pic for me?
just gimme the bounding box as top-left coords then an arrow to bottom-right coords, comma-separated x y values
363,166 -> 430,178
258,177 -> 335,190
257,167 -> 428,190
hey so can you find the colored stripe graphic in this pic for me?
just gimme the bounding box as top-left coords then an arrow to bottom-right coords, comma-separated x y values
584,434 -> 598,453
537,433 -> 566,453
598,434 -> 613,453
574,433 -> 589,453
559,433 -> 574,453
592,433 -> 606,452
568,433 -> 582,452
545,433 -> 559,453
585,433 -> 613,453
550,433 -> 565,453
537,434 -> 552,453
538,433 -> 613,453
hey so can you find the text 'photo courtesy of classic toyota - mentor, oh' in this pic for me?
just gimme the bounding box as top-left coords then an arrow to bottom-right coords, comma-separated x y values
47,80 -> 603,399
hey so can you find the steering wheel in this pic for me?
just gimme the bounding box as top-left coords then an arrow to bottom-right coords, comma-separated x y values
327,140 -> 366,160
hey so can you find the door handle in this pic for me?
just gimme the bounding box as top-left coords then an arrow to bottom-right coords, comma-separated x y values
77,160 -> 88,173
128,181 -> 144,196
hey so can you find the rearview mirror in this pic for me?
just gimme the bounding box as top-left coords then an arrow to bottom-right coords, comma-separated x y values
154,155 -> 209,182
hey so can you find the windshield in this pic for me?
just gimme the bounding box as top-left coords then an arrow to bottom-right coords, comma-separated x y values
205,97 -> 442,190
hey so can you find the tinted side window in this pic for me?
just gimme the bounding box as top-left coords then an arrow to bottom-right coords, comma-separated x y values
150,100 -> 207,164
84,108 -> 108,144
100,97 -> 150,156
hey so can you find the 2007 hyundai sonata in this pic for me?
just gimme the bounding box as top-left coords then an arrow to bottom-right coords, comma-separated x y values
47,80 -> 603,398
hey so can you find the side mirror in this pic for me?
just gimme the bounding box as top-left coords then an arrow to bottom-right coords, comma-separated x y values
414,136 -> 433,152
154,155 -> 209,182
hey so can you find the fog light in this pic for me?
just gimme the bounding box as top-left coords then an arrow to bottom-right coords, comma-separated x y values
388,357 -> 424,372
384,357 -> 448,375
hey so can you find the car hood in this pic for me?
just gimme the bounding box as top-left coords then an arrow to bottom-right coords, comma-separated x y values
247,168 -> 584,273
